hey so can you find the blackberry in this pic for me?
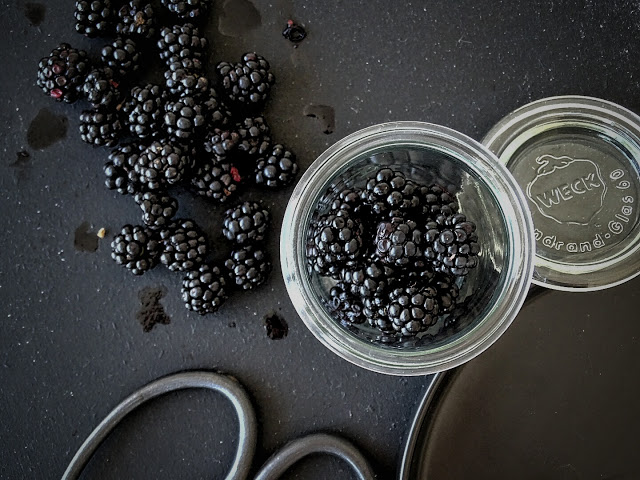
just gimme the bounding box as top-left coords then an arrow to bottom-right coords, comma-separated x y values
418,184 -> 459,218
157,24 -> 207,67
161,0 -> 210,19
236,116 -> 271,159
362,168 -> 420,218
340,258 -> 394,299
164,66 -> 209,96
363,293 -> 392,331
100,38 -> 140,80
203,88 -> 233,128
135,140 -> 189,189
387,285 -> 440,336
160,219 -> 207,272
225,245 -> 271,290
111,224 -> 160,275
217,53 -> 275,107
242,52 -> 274,78
163,96 -> 207,141
328,282 -> 365,325
116,0 -> 156,39
135,191 -> 178,228
424,213 -> 479,277
167,55 -> 204,72
104,143 -> 145,195
191,156 -> 240,202
36,43 -> 90,103
431,274 -> 460,314
182,264 -> 227,315
329,187 -> 369,218
81,68 -> 120,109
306,209 -> 365,278
255,144 -> 299,188
304,218 -> 321,275
374,217 -> 423,267
79,109 -> 122,147
203,129 -> 240,156
282,20 -> 307,43
75,0 -> 113,37
180,142 -> 200,175
122,84 -> 168,139
222,201 -> 271,245
234,118 -> 272,176
406,257 -> 435,285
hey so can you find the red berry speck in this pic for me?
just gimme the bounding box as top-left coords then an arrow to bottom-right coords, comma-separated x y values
231,166 -> 242,183
50,88 -> 63,99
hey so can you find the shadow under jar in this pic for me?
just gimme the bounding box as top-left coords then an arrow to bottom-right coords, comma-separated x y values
281,122 -> 535,376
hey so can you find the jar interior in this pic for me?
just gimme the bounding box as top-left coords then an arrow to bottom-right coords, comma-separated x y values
304,145 -> 511,351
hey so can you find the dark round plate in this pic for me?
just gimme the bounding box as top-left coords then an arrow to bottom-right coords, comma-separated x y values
401,279 -> 640,479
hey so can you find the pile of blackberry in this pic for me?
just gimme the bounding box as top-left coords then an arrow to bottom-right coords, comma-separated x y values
307,168 -> 480,338
36,2 -> 299,321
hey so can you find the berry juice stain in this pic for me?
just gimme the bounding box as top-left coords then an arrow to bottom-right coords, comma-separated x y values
11,151 -> 30,168
74,222 -> 99,253
24,3 -> 46,26
303,104 -> 335,134
218,0 -> 261,37
137,286 -> 170,332
27,108 -> 68,150
264,312 -> 288,340
10,151 -> 31,184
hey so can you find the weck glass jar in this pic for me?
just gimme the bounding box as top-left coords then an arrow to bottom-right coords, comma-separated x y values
281,122 -> 535,375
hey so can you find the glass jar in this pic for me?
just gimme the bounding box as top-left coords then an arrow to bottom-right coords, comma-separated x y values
281,122 -> 535,375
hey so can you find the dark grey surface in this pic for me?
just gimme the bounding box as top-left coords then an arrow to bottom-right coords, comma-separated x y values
407,277 -> 640,480
1,1 -> 639,479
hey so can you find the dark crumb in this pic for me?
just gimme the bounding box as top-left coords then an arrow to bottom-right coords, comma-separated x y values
264,311 -> 288,340
228,321 -> 236,328
11,150 -> 30,167
282,19 -> 306,44
137,286 -> 171,332
10,151 -> 31,184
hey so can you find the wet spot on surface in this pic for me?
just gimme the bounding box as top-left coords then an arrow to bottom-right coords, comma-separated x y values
303,104 -> 335,134
25,3 -> 46,26
10,151 -> 31,184
218,0 -> 261,37
27,108 -> 68,150
11,151 -> 31,168
264,312 -> 288,340
74,222 -> 99,253
137,286 -> 170,332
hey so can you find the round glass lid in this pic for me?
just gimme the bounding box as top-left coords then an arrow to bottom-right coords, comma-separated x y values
483,96 -> 640,291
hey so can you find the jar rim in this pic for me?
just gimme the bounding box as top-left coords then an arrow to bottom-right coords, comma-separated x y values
281,121 -> 535,375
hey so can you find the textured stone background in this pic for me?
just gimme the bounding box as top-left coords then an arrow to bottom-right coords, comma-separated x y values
1,0 -> 639,478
